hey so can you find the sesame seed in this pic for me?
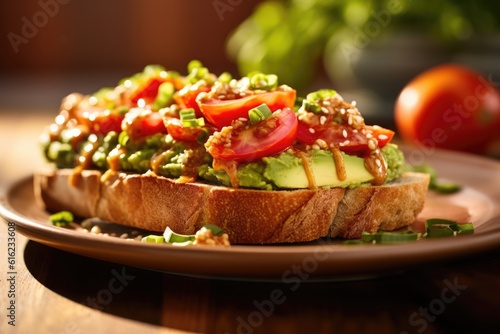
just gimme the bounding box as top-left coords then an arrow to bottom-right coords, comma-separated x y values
309,128 -> 315,133
342,129 -> 348,138
375,159 -> 381,167
320,116 -> 327,125
366,133 -> 373,139
348,115 -> 353,125
378,134 -> 388,140
351,100 -> 357,107
340,108 -> 346,115
368,139 -> 377,151
321,107 -> 329,114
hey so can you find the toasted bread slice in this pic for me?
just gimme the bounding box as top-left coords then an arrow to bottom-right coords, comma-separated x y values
34,168 -> 429,244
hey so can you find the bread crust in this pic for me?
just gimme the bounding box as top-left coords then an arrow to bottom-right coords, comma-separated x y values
34,168 -> 429,244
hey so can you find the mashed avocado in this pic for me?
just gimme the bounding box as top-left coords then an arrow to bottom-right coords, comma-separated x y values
198,144 -> 405,190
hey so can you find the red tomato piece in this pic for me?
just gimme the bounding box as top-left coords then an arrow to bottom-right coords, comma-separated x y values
130,78 -> 164,105
206,108 -> 298,162
174,84 -> 211,117
199,89 -> 296,128
122,109 -> 168,138
165,118 -> 208,142
394,64 -> 500,154
90,113 -> 124,135
296,122 -> 394,155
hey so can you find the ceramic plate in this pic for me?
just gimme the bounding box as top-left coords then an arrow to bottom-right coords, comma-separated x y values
1,146 -> 499,281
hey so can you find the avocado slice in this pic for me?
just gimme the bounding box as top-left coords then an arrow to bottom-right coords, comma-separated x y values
263,150 -> 374,188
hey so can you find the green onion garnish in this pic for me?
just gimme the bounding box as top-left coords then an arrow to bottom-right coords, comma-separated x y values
153,82 -> 175,110
425,218 -> 474,238
344,218 -> 474,245
248,72 -> 278,90
360,231 -> 419,244
179,108 -> 205,127
163,227 -> 196,244
410,164 -> 461,194
306,89 -> 337,102
203,224 -> 224,236
141,235 -> 165,244
50,211 -> 74,227
248,103 -> 272,125
218,72 -> 233,83
141,225 -> 226,246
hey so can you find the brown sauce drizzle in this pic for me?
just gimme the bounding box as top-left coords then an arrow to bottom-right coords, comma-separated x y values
296,151 -> 316,189
364,148 -> 387,186
69,136 -> 100,186
213,159 -> 239,188
330,147 -> 346,182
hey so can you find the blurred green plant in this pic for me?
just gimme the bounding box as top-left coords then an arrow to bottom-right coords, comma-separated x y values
226,0 -> 500,92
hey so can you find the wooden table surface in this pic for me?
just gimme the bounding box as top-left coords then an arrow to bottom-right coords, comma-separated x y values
2,112 -> 500,334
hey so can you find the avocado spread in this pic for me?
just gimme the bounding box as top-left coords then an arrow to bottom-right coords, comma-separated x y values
198,144 -> 405,190
40,61 -> 406,191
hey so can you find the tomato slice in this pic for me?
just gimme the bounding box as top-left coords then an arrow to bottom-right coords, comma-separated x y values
199,89 -> 296,128
296,122 -> 394,155
206,108 -> 298,162
165,117 -> 209,142
122,109 -> 168,138
90,113 -> 124,135
129,78 -> 164,106
174,84 -> 211,117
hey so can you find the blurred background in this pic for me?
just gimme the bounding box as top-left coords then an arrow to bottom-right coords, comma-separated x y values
2,0 -> 499,115
1,0 -> 499,184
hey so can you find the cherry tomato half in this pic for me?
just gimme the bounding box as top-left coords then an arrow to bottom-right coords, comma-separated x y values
164,117 -> 209,142
296,122 -> 394,155
174,84 -> 211,117
199,89 -> 296,128
122,109 -> 167,138
129,77 -> 165,105
206,108 -> 298,162
394,64 -> 500,154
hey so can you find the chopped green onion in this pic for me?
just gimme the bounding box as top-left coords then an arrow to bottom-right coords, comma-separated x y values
248,103 -> 272,125
344,218 -> 474,245
360,231 -> 419,244
196,128 -> 211,145
50,211 -> 74,227
179,108 -> 205,127
118,131 -> 130,147
454,222 -> 474,235
302,100 -> 322,114
143,64 -> 167,76
153,82 -> 175,110
203,224 -> 224,236
306,89 -> 337,102
248,72 -> 278,90
432,182 -> 462,194
163,227 -> 196,243
410,164 -> 461,194
186,60 -> 214,84
141,235 -> 165,244
218,72 -> 233,83
425,218 -> 474,238
187,60 -> 203,73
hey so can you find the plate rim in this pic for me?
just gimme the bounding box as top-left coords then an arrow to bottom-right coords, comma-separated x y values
1,147 -> 500,281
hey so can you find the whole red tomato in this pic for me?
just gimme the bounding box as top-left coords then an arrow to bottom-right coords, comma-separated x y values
394,64 -> 500,154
